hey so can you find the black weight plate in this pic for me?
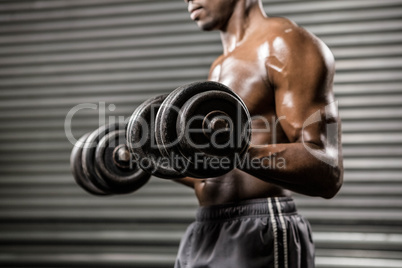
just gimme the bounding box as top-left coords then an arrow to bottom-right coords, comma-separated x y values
70,133 -> 109,195
82,123 -> 124,193
155,81 -> 249,158
95,130 -> 151,194
176,90 -> 251,178
155,81 -> 251,178
127,95 -> 183,179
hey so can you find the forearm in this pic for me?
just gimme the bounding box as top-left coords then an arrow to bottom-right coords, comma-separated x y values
241,143 -> 343,198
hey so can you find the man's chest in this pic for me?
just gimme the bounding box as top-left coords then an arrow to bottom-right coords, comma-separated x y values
208,54 -> 275,116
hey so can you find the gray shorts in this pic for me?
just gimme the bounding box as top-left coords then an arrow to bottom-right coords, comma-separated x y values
175,197 -> 315,268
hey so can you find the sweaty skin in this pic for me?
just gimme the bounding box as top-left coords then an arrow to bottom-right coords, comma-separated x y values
178,0 -> 343,206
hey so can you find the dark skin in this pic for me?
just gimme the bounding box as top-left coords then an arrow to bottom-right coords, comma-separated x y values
177,0 -> 343,206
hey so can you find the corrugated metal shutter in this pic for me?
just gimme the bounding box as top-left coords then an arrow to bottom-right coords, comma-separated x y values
0,0 -> 401,267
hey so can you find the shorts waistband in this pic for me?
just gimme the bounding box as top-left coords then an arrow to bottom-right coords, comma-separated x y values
196,197 -> 297,222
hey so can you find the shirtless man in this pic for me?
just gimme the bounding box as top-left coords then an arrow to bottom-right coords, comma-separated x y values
174,0 -> 343,267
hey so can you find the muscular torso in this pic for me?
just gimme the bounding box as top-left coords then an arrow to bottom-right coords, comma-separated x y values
193,24 -> 292,205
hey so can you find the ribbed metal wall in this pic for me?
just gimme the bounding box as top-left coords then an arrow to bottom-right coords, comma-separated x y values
0,0 -> 401,267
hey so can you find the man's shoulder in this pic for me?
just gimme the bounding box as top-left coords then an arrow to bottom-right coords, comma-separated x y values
265,17 -> 299,32
261,17 -> 334,64
262,17 -> 312,44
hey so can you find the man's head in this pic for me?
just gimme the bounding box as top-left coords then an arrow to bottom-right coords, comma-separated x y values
185,0 -> 238,31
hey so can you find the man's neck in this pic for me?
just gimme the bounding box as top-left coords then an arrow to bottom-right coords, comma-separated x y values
219,0 -> 267,54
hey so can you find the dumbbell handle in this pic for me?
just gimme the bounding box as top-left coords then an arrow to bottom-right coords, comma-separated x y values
202,110 -> 231,140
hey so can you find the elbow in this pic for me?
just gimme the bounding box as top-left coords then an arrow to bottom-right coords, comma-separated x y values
321,164 -> 343,199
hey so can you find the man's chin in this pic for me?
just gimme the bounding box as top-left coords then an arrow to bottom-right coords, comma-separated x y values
197,20 -> 216,31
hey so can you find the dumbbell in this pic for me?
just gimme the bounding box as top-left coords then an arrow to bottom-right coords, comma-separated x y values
70,123 -> 151,195
126,94 -> 184,179
127,81 -> 251,178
